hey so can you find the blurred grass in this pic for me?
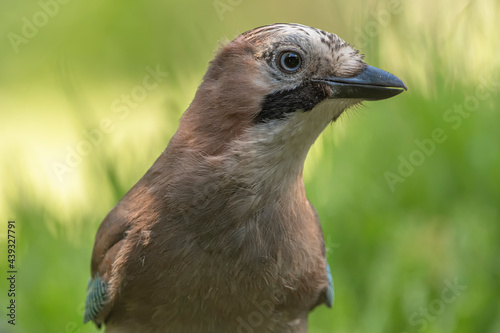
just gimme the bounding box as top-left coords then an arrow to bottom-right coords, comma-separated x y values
1,0 -> 499,332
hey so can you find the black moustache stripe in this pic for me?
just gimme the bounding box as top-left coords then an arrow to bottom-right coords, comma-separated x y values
255,81 -> 329,123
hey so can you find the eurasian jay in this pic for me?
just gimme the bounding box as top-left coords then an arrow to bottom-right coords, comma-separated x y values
84,23 -> 406,333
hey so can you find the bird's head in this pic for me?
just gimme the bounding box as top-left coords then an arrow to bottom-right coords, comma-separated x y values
172,23 -> 406,187
242,23 -> 406,123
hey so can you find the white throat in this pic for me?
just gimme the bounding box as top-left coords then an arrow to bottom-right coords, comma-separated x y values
224,99 -> 360,194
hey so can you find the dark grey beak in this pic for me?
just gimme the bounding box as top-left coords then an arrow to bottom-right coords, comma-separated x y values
313,65 -> 407,101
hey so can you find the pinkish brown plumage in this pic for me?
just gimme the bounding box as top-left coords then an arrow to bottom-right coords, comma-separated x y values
84,23 -> 406,333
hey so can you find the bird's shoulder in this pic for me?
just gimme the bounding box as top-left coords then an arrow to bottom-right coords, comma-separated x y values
85,176 -> 157,325
85,198 -> 132,325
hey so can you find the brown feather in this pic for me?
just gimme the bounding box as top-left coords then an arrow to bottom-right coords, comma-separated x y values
87,23 -> 365,332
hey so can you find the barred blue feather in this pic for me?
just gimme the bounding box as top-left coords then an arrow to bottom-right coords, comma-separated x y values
84,275 -> 107,323
325,261 -> 334,307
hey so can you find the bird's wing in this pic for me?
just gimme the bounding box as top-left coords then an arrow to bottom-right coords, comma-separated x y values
84,202 -> 131,325
325,261 -> 334,307
84,274 -> 108,324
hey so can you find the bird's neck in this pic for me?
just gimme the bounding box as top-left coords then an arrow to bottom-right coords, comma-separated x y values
143,107 -> 339,270
151,100 -> 346,254
221,101 -> 341,195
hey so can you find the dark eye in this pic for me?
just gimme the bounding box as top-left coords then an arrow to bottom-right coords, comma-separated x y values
278,51 -> 302,73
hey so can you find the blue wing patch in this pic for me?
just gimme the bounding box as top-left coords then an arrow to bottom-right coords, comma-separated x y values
84,275 -> 108,323
325,261 -> 334,307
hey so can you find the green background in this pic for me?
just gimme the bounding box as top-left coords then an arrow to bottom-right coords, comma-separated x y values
1,0 -> 499,332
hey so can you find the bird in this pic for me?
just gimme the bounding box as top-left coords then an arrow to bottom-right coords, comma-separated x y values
84,23 -> 406,333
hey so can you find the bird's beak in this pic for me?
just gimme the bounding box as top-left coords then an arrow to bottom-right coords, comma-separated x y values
314,65 -> 407,101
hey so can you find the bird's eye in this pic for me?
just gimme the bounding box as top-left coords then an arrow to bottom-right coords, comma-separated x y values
278,51 -> 302,73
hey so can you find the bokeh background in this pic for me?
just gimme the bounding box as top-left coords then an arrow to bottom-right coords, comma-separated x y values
1,0 -> 499,332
